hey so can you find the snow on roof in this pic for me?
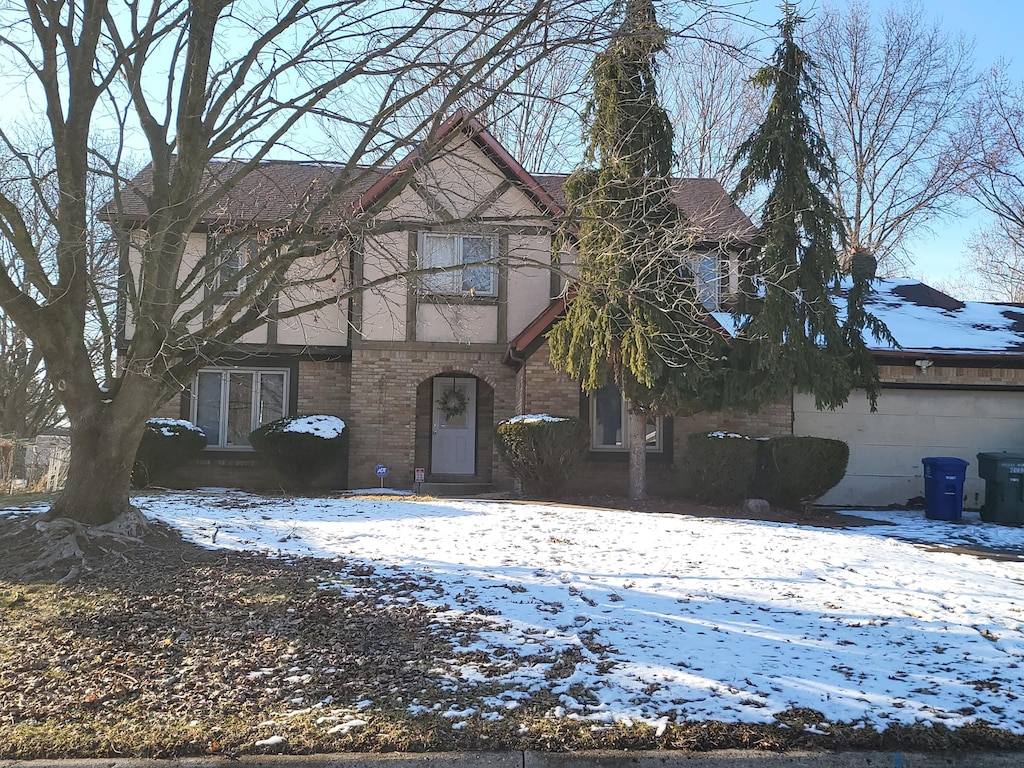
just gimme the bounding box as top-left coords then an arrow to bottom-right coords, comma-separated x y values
859,279 -> 1024,354
715,279 -> 1024,357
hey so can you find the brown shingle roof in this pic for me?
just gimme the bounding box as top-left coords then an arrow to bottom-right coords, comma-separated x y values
532,173 -> 756,244
109,116 -> 754,244
107,161 -> 387,228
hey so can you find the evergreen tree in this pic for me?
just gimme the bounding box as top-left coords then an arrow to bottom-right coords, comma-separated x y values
726,2 -> 889,412
548,0 -> 717,501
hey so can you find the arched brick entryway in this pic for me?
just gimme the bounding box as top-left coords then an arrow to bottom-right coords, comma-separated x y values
415,372 -> 495,483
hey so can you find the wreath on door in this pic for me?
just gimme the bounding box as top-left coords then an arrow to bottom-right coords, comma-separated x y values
437,385 -> 468,419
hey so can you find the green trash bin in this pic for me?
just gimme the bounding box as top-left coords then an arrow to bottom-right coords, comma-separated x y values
976,452 -> 1024,526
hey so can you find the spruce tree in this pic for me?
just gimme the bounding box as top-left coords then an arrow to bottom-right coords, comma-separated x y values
726,2 -> 889,411
548,0 -> 716,501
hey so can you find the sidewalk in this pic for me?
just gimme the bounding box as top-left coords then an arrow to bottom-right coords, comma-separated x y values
4,751 -> 1023,768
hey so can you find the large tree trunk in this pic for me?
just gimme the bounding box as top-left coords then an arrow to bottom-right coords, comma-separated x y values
627,408 -> 647,502
44,403 -> 149,526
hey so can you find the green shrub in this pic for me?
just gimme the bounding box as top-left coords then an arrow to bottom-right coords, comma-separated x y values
752,436 -> 849,509
132,418 -> 207,488
683,431 -> 760,505
249,414 -> 347,490
496,414 -> 588,497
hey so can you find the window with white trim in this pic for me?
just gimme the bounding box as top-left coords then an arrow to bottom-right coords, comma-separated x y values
418,233 -> 497,297
193,368 -> 287,448
590,383 -> 663,452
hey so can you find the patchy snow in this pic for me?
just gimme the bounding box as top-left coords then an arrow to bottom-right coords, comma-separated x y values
280,415 -> 346,438
254,735 -> 286,747
131,491 -> 1024,734
503,414 -> 570,424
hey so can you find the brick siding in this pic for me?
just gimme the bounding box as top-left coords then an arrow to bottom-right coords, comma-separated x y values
297,360 -> 352,416
347,346 -> 518,489
520,341 -> 793,498
880,362 -> 1024,387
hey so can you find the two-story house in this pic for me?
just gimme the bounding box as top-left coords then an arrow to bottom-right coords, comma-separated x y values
126,110 -> 785,496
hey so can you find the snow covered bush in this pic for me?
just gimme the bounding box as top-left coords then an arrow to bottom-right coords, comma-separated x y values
495,414 -> 587,497
249,414 -> 347,490
132,418 -> 207,488
683,431 -> 759,505
753,436 -> 849,509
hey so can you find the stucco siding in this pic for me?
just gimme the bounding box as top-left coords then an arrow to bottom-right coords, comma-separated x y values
416,303 -> 499,344
506,233 -> 554,340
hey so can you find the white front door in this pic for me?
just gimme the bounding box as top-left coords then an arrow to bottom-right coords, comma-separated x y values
431,376 -> 477,475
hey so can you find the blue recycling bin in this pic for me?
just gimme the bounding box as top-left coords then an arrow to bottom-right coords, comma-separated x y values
921,457 -> 969,521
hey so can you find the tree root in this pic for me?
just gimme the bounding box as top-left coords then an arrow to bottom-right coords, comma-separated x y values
0,506 -> 153,584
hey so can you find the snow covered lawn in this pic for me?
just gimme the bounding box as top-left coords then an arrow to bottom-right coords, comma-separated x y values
135,490 -> 1024,737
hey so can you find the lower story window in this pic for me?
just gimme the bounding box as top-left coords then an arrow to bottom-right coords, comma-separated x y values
193,368 -> 287,448
591,383 -> 663,451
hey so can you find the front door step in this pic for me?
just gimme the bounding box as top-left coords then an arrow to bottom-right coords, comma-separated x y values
418,482 -> 494,497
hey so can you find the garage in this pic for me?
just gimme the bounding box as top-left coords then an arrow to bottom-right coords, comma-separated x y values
794,386 -> 1024,508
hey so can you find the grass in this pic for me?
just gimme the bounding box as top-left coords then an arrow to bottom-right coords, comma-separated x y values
1,505 -> 1023,759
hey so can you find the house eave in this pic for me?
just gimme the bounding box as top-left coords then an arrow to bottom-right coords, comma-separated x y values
871,348 -> 1024,366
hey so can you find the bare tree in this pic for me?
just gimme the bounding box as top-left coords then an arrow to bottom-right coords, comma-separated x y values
956,220 -> 1024,302
663,18 -> 764,190
806,0 -> 976,274
0,0 -> 615,532
964,62 -> 1024,256
0,314 -> 61,438
391,41 -> 592,174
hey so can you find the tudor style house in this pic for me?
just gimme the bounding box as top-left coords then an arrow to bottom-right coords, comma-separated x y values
125,110 -> 1024,506
128,110 -> 764,495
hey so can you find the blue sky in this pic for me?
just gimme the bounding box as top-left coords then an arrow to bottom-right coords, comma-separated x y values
742,0 -> 1024,287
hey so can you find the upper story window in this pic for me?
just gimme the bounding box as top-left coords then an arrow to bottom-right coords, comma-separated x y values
690,252 -> 723,311
419,233 -> 497,297
193,368 -> 287,448
208,232 -> 259,299
591,383 -> 663,452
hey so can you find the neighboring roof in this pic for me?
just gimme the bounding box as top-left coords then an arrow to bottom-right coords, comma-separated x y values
711,278 -> 1024,359
508,277 -> 1024,371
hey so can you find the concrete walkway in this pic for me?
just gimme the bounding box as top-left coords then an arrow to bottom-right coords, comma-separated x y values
3,751 -> 1023,768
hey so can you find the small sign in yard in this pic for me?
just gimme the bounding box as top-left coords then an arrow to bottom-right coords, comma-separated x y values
414,467 -> 425,484
374,463 -> 388,489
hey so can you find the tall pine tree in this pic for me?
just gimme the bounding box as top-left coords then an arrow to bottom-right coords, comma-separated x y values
548,0 -> 717,501
726,2 -> 889,412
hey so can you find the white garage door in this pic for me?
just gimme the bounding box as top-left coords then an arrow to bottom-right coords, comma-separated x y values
793,388 -> 1024,508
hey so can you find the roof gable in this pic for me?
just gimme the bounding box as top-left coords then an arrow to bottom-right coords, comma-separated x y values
354,109 -> 564,220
